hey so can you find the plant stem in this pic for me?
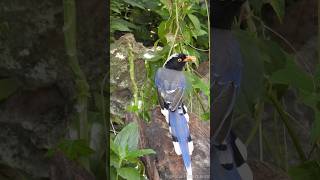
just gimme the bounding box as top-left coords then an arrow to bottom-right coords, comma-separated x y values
246,100 -> 264,146
243,1 -> 256,33
128,43 -> 139,106
268,92 -> 307,162
63,0 -> 89,141
166,0 -> 180,60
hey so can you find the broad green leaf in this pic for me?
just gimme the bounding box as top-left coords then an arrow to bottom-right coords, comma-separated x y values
111,19 -> 137,32
234,30 -> 265,114
110,138 -> 118,154
195,29 -> 207,36
57,139 -> 95,160
184,71 -> 209,97
110,152 -> 121,168
270,54 -> 314,93
126,149 -> 156,160
111,22 -> 131,32
117,167 -> 140,180
258,39 -> 287,74
188,14 -> 201,31
158,21 -> 170,43
0,78 -> 20,101
114,122 -> 139,151
269,0 -> 285,22
288,161 -> 320,180
122,0 -> 145,9
110,166 -> 118,180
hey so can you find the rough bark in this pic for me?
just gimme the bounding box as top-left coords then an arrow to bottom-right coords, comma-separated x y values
126,107 -> 210,180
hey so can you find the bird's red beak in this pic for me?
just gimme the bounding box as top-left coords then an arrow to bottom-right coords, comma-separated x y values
183,56 -> 197,62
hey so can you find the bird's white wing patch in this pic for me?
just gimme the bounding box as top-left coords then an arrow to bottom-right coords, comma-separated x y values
184,113 -> 190,122
235,138 -> 247,160
173,142 -> 182,155
160,108 -> 169,123
188,141 -> 194,155
166,89 -> 177,94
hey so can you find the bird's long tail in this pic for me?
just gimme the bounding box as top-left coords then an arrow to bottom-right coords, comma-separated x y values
161,107 -> 193,179
212,131 -> 253,180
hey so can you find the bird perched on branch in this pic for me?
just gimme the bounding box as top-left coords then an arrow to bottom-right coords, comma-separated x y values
211,0 -> 253,180
155,53 -> 196,180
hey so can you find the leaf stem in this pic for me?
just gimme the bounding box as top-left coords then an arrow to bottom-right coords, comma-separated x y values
268,92 -> 307,161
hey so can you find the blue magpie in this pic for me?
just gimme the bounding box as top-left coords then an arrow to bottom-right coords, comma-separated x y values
211,0 -> 253,180
155,53 -> 196,180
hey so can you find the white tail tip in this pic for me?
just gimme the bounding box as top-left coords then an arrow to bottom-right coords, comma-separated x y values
186,166 -> 193,180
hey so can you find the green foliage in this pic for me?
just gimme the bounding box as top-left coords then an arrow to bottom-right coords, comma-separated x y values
236,0 -> 320,176
288,161 -> 320,180
110,122 -> 155,180
47,139 -> 94,160
112,0 -> 209,122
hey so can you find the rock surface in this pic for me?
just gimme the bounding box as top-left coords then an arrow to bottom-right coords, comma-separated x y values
0,0 -> 105,179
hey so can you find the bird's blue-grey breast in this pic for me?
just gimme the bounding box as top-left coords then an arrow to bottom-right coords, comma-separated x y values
155,66 -> 194,179
211,0 -> 253,179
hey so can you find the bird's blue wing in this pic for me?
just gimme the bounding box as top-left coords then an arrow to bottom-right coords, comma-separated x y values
155,68 -> 193,178
155,68 -> 186,111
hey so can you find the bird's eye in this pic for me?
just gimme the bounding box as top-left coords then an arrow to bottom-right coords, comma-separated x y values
177,58 -> 182,62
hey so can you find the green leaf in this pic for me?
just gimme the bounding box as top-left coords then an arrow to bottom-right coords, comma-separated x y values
288,161 -> 320,180
269,0 -> 285,22
249,0 -> 264,14
114,122 -> 139,152
117,167 -> 141,180
270,54 -> 314,93
110,138 -> 118,153
111,22 -> 131,32
126,149 -> 156,160
158,21 -> 169,43
188,14 -> 201,31
201,112 -> 210,121
234,30 -> 265,114
57,139 -> 95,160
258,39 -> 287,74
122,0 -> 145,9
111,18 -> 137,32
0,78 -> 20,101
110,152 -> 121,168
184,71 -> 209,97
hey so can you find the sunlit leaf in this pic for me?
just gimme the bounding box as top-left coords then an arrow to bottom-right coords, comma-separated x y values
188,14 -> 201,31
117,167 -> 141,180
126,149 -> 156,160
114,122 -> 139,152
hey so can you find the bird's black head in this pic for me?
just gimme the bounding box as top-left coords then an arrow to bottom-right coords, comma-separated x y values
164,53 -> 196,71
